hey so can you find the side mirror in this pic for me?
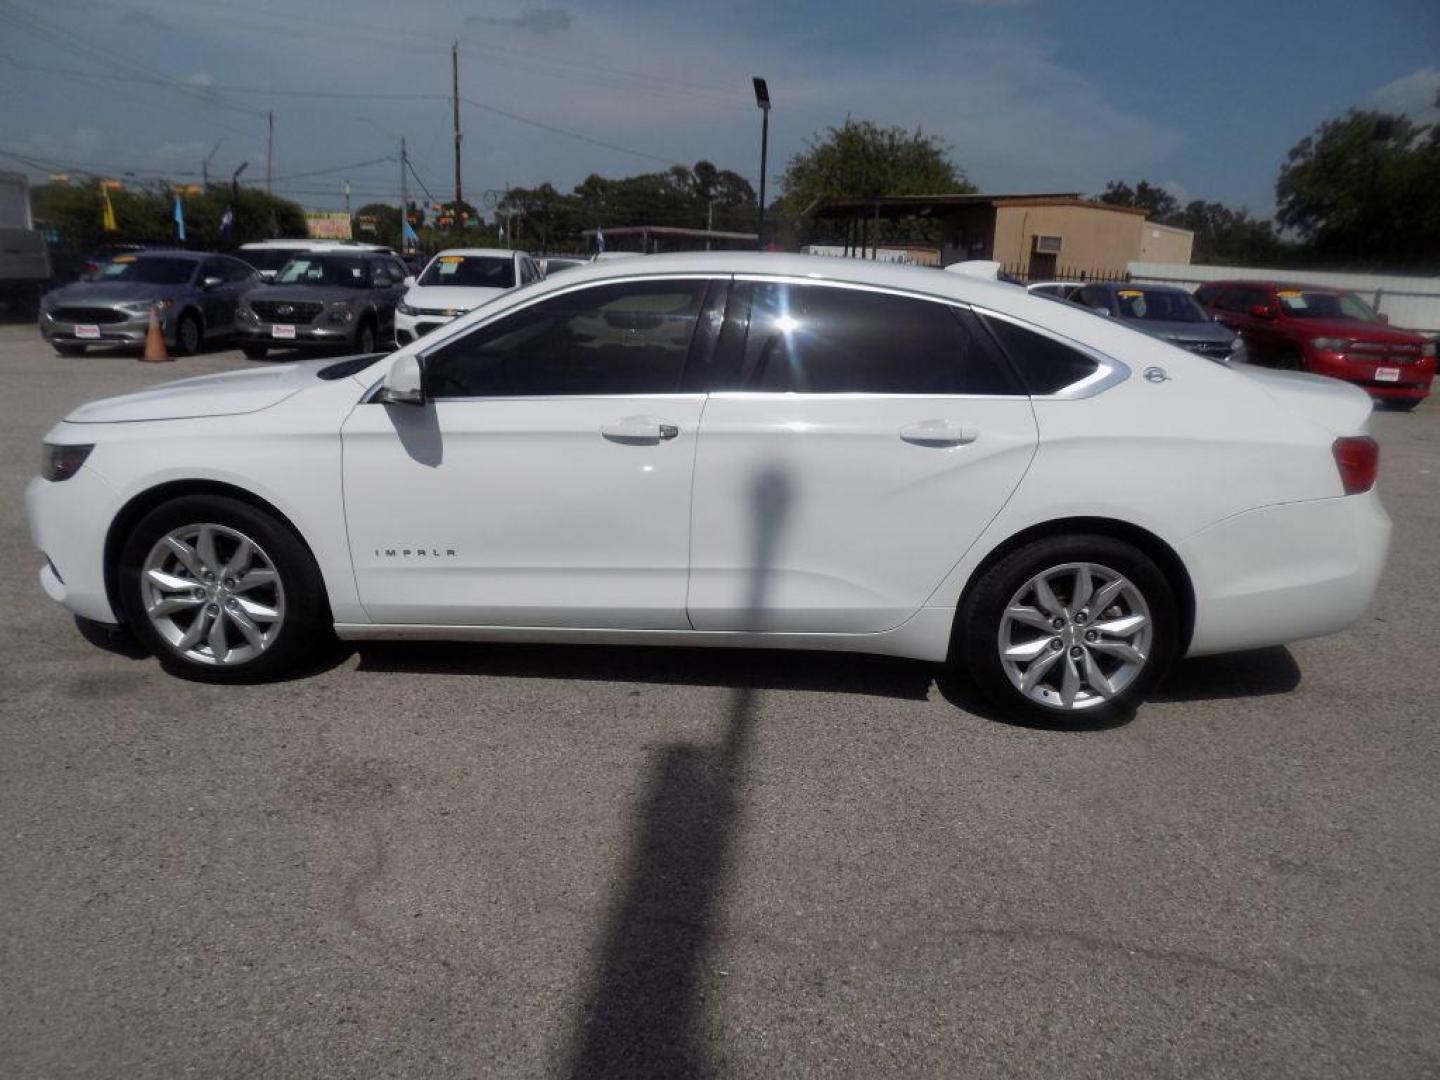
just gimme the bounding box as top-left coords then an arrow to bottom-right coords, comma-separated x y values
378,352 -> 425,406
1249,303 -> 1272,319
202,276 -> 223,290
403,275 -> 416,288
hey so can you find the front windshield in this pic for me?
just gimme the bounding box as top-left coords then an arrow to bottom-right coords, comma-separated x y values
242,248 -> 310,273
1113,287 -> 1207,323
419,254 -> 515,288
97,256 -> 195,285
274,256 -> 368,287
1276,290 -> 1379,321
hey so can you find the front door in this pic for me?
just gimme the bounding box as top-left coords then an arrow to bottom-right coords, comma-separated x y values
687,279 -> 1039,634
341,276 -> 721,628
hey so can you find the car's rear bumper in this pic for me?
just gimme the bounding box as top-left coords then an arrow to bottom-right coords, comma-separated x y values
1181,490 -> 1390,656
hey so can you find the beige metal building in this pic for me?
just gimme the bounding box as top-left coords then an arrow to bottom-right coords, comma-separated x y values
802,193 -> 1194,279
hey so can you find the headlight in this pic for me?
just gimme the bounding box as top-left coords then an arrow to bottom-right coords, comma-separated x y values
326,300 -> 355,323
121,299 -> 173,314
42,442 -> 94,482
397,301 -> 419,316
1311,337 -> 1349,352
1423,341 -> 1436,359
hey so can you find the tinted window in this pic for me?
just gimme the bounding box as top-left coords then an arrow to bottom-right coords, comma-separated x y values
981,316 -> 1100,395
239,247 -> 306,274
740,283 -> 1018,395
1276,290 -> 1379,321
223,259 -> 255,283
275,257 -> 367,286
1194,284 -> 1222,306
1113,287 -> 1207,323
1076,285 -> 1109,311
425,279 -> 708,399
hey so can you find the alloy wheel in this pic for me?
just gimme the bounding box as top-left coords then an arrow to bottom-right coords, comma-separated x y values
997,561 -> 1153,712
139,523 -> 286,666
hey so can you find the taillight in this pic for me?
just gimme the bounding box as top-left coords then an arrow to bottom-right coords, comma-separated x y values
1332,436 -> 1379,495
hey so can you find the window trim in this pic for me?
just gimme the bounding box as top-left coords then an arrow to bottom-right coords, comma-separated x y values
414,273 -> 726,403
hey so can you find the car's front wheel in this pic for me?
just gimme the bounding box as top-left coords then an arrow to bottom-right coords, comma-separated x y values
241,344 -> 268,360
117,495 -> 330,682
957,535 -> 1178,725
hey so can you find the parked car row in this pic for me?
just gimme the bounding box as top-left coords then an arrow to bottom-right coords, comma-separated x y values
37,241 -> 573,358
1028,275 -> 1435,408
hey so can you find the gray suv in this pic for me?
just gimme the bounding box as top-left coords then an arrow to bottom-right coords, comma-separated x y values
1073,282 -> 1238,360
236,252 -> 408,358
39,251 -> 259,356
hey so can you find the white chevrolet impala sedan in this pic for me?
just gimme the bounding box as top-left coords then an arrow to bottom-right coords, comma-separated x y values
26,253 -> 1390,723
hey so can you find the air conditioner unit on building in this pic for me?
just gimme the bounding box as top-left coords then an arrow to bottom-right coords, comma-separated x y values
1033,234 -> 1063,254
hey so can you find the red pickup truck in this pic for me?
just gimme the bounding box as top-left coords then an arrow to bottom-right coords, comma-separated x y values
1195,280 -> 1435,409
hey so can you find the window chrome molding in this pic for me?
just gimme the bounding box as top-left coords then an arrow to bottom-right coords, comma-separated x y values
972,306 -> 1131,400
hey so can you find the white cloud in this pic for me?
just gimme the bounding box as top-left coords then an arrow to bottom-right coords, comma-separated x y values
1368,67 -> 1440,121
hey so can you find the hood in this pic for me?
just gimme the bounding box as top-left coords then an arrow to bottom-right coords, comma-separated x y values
1231,363 -> 1373,436
403,284 -> 506,313
45,280 -> 188,306
1129,318 -> 1234,345
1281,316 -> 1426,345
65,358 -> 338,423
245,283 -> 366,305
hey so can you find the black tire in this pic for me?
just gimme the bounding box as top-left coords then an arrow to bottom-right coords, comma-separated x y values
1273,347 -> 1303,371
117,495 -> 331,683
355,320 -> 376,353
54,343 -> 86,357
241,344 -> 269,360
955,534 -> 1179,726
1381,398 -> 1421,412
173,312 -> 203,356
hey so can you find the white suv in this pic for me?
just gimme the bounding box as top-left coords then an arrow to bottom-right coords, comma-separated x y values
26,253 -> 1389,723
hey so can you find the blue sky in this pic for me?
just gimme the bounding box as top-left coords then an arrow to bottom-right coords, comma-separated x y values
1,0 -> 1436,219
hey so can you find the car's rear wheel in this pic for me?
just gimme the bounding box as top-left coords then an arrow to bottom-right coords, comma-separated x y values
173,312 -> 203,356
241,344 -> 268,360
117,495 -> 330,682
1273,346 -> 1303,371
957,534 -> 1178,725
54,343 -> 86,357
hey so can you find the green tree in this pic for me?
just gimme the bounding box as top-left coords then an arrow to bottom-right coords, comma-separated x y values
775,118 -> 974,245
1098,180 -> 1181,224
355,203 -> 401,248
1101,177 -> 1289,266
1276,105 -> 1440,269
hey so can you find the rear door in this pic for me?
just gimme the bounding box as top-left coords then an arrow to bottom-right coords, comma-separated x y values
686,278 -> 1039,634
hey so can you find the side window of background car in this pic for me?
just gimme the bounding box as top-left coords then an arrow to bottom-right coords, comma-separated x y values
224,259 -> 253,283
367,259 -> 392,287
980,316 -> 1101,395
424,279 -> 710,399
740,283 -> 1019,395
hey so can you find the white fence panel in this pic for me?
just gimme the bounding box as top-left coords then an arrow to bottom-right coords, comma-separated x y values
1127,261 -> 1440,334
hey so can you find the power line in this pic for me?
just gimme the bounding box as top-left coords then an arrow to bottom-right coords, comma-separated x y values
458,96 -> 678,166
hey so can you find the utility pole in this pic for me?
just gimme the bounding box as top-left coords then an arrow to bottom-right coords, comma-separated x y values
343,180 -> 351,218
202,138 -> 223,188
399,136 -> 408,254
752,78 -> 771,250
451,41 -> 463,227
706,198 -> 714,251
265,111 -> 274,194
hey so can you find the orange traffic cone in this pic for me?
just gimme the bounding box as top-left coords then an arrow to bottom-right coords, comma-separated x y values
142,302 -> 171,362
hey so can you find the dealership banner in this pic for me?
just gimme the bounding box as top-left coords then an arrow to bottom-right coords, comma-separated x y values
305,211 -> 353,240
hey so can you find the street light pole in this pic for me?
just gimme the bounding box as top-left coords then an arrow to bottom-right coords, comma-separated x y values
752,77 -> 771,250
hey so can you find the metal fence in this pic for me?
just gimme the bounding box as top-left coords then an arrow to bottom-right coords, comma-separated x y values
1128,261 -> 1440,335
998,264 -> 1130,285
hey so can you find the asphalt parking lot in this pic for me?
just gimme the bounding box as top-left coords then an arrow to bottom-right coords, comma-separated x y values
1,324 -> 1436,1079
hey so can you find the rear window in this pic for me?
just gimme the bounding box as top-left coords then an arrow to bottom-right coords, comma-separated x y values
981,316 -> 1100,395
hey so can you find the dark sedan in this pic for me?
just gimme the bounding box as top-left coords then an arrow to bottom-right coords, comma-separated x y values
1073,282 -> 1238,360
236,252 -> 409,358
39,251 -> 259,356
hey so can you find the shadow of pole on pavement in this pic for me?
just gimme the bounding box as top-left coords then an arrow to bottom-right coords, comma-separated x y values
564,467 -> 791,1079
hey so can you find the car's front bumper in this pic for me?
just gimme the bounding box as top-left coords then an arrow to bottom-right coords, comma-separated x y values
1181,489 -> 1391,656
26,465 -> 121,624
40,309 -> 175,348
237,323 -> 354,349
1306,349 -> 1434,400
393,308 -> 458,347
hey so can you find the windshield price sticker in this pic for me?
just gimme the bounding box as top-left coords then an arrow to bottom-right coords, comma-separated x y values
113,254 -> 136,263
1118,289 -> 1142,298
272,324 -> 297,339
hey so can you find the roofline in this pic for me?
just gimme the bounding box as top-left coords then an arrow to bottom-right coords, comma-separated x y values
800,193 -> 1150,219
583,225 -> 759,242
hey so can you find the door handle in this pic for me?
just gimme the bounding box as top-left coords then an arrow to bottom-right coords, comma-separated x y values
899,419 -> 979,447
600,415 -> 681,444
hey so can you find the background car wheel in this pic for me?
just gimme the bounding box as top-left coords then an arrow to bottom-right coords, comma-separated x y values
956,534 -> 1178,725
117,495 -> 331,683
54,343 -> 86,357
1274,347 -> 1303,371
356,321 -> 376,353
241,344 -> 269,360
173,312 -> 203,356
1382,399 -> 1421,412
